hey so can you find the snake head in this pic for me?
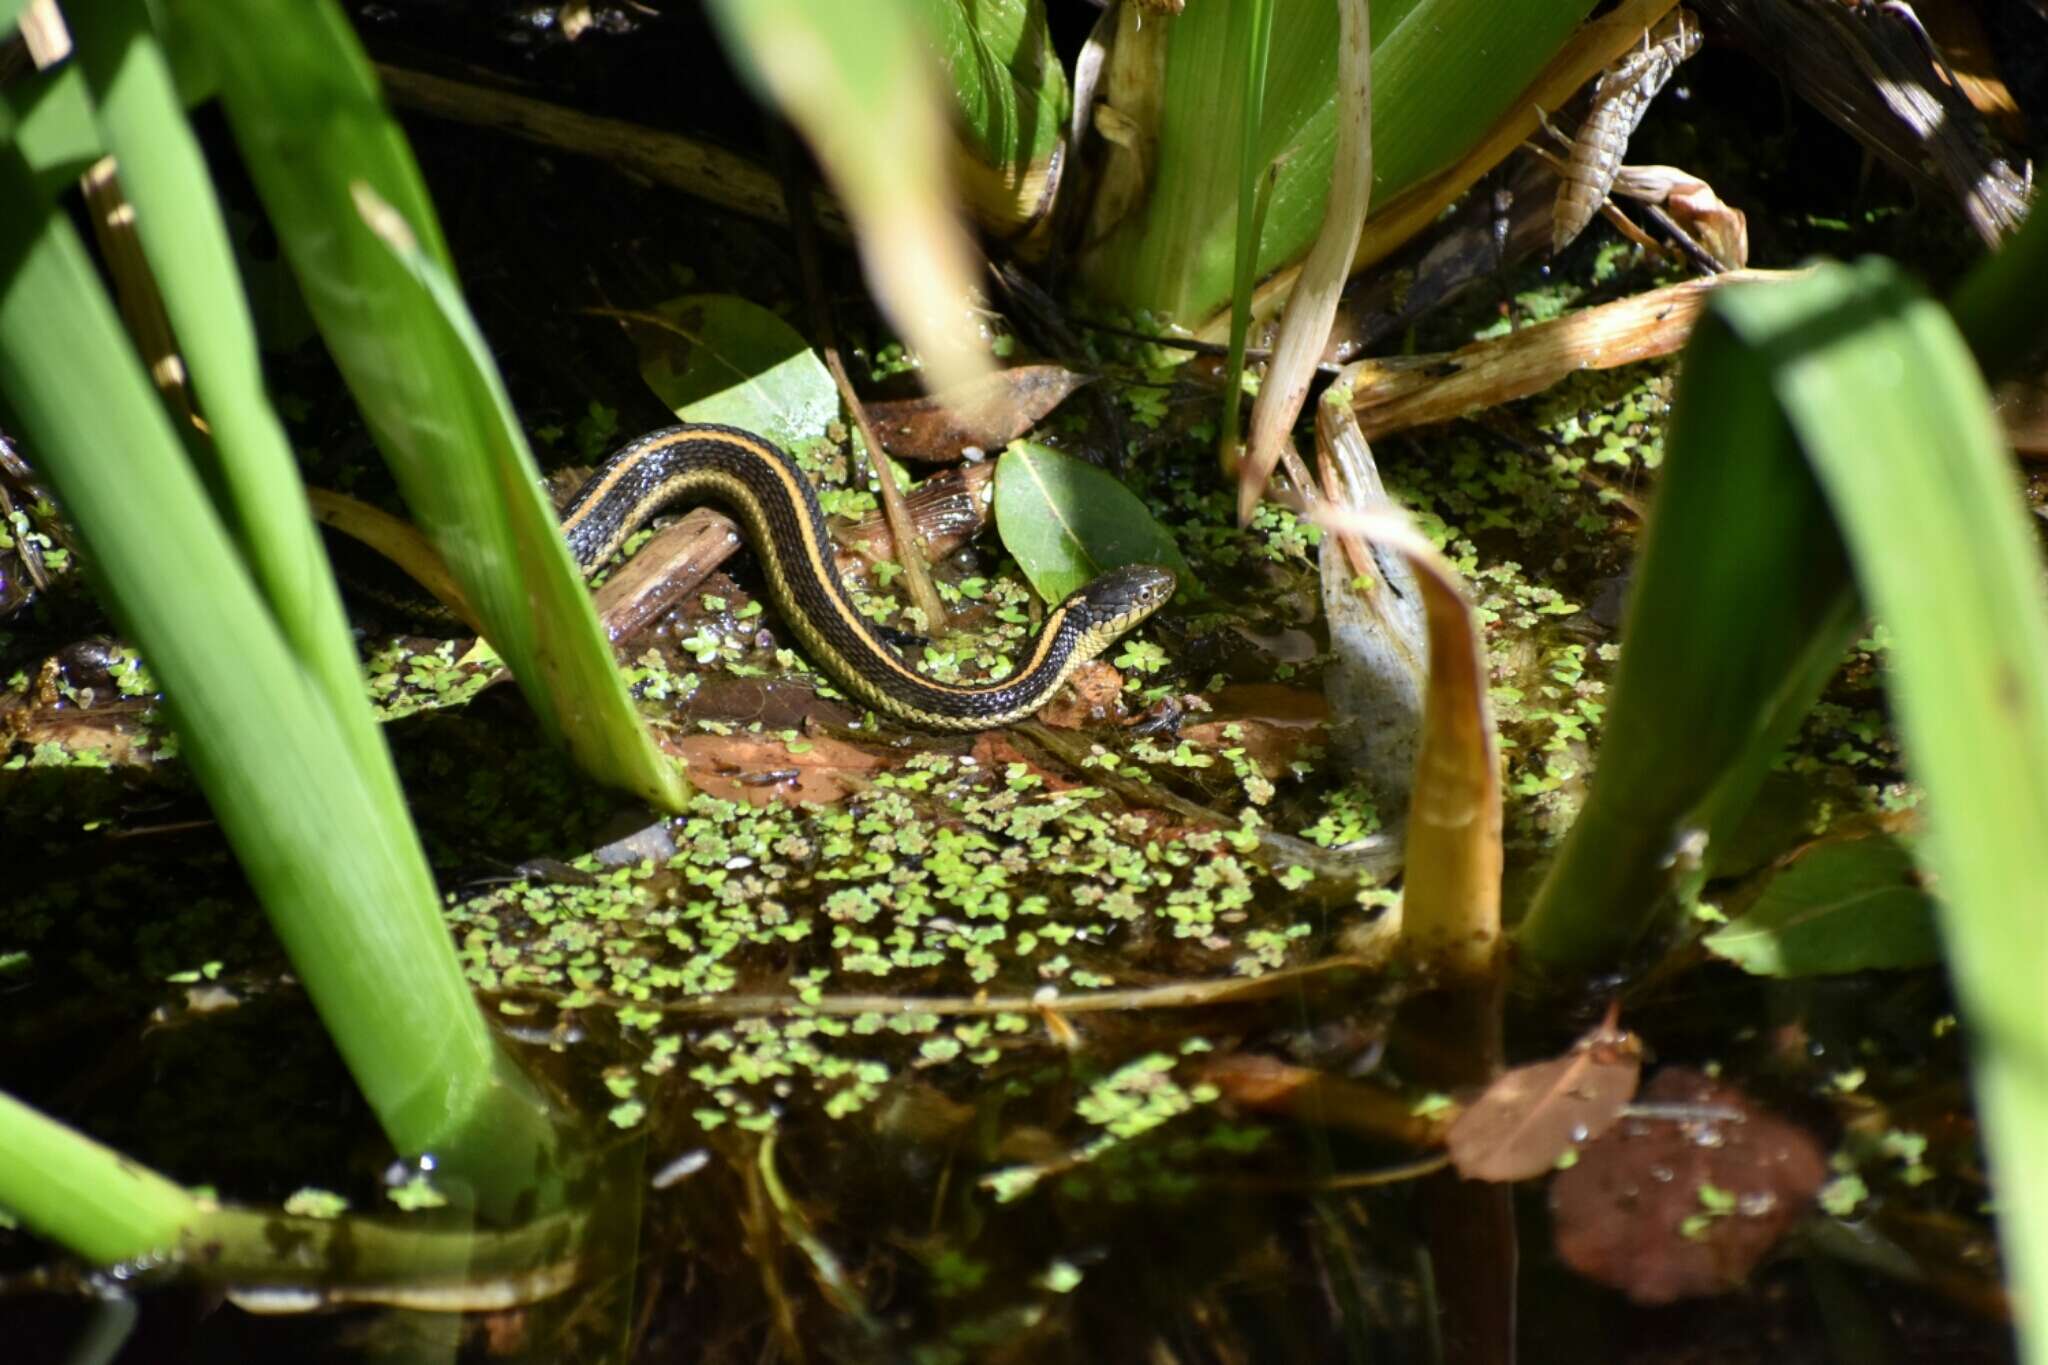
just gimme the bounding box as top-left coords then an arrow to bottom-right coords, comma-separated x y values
1062,563 -> 1178,639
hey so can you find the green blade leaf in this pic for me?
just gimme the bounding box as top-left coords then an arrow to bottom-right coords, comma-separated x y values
992,441 -> 1191,603
1705,835 -> 1941,977
1725,260 -> 2048,1365
1513,257 -> 2048,1364
173,0 -> 684,810
70,0 -> 387,783
0,126 -> 557,1216
1724,260 -> 2048,1067
1516,292 -> 1860,979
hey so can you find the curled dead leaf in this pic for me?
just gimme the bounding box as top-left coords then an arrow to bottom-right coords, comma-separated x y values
836,463 -> 994,568
1614,164 -> 1749,271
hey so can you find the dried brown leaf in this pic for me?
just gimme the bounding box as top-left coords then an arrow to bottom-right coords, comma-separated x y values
1339,270 -> 1806,440
1197,1053 -> 1447,1149
866,365 -> 1091,463
1446,1013 -> 1642,1182
1181,683 -> 1329,778
1029,659 -> 1132,729
666,731 -> 886,806
1550,1066 -> 1827,1304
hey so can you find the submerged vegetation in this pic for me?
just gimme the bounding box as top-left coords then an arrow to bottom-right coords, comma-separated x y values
5,0 -> 2048,1361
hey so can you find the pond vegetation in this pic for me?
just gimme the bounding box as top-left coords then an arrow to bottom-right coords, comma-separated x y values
3,1 -> 2045,1361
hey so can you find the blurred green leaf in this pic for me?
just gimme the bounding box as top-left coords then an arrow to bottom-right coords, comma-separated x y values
1705,836 -> 1941,977
1720,260 -> 2048,1365
993,441 -> 1191,603
1709,262 -> 2048,1053
704,0 -> 991,393
9,63 -> 102,193
635,294 -> 838,446
174,0 -> 685,811
1077,0 -> 1593,325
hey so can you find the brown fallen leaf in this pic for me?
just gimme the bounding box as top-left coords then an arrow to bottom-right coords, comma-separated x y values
1181,683 -> 1329,778
665,731 -> 886,806
1195,1053 -> 1448,1150
1550,1066 -> 1827,1304
865,364 -> 1092,463
970,732 -> 1087,791
1031,659 -> 1130,729
1446,1006 -> 1642,1182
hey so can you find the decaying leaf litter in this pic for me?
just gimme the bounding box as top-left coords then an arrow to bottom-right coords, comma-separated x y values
0,0 -> 2030,1358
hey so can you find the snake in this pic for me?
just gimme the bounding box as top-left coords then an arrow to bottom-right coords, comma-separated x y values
555,423 -> 1176,730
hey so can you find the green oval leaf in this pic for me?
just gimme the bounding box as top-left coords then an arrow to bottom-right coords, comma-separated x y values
992,441 -> 1192,603
635,294 -> 838,448
1704,835 -> 1941,977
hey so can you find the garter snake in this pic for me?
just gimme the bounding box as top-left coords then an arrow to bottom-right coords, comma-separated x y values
558,423 -> 1176,730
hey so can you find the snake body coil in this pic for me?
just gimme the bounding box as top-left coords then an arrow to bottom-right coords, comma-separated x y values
560,424 -> 1175,730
